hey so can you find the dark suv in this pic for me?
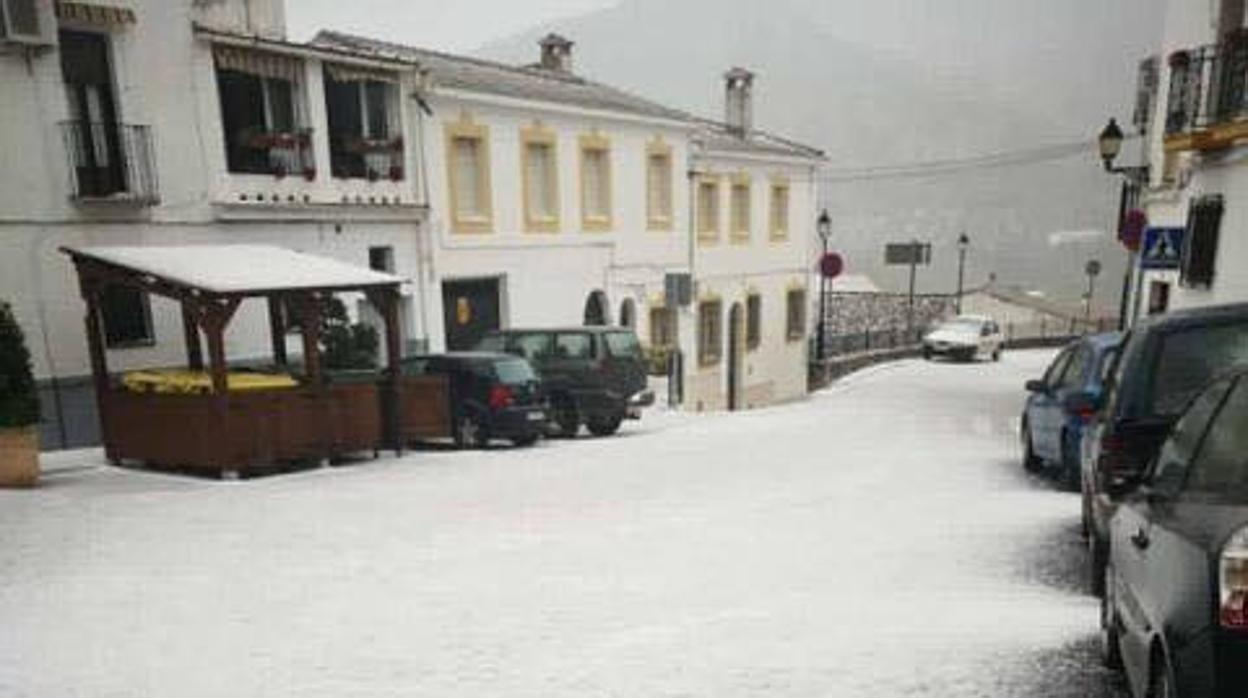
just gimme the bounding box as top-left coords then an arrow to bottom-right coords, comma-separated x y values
1083,303 -> 1248,594
402,352 -> 547,448
476,327 -> 653,437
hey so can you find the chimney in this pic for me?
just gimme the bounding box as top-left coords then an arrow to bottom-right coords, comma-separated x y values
724,67 -> 755,136
539,33 -> 574,73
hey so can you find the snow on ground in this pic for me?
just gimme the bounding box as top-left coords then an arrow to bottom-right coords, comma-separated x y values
0,350 -> 1125,697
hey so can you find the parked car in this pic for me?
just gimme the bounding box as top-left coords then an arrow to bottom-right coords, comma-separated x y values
1021,332 -> 1122,490
922,315 -> 1004,362
401,352 -> 547,449
1101,367 -> 1248,698
1084,303 -> 1248,595
476,327 -> 653,437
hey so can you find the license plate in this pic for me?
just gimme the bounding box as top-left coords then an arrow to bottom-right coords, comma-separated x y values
527,412 -> 545,421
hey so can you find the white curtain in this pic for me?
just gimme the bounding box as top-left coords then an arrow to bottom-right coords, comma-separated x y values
583,149 -> 608,218
526,143 -> 554,218
454,137 -> 482,217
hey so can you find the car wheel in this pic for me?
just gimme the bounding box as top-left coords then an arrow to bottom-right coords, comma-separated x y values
1100,563 -> 1124,671
550,397 -> 580,438
993,347 -> 1002,362
586,414 -> 623,437
1021,420 -> 1042,473
454,413 -> 489,449
1089,534 -> 1108,597
922,347 -> 933,361
1148,651 -> 1174,698
511,434 -> 539,448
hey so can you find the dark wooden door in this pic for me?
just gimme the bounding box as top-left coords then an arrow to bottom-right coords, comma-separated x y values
728,303 -> 743,411
442,278 -> 501,351
59,30 -> 125,197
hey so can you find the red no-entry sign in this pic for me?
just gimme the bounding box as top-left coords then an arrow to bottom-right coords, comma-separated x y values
820,253 -> 844,279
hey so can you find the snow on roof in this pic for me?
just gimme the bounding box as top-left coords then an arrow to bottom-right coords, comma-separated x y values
63,245 -> 404,294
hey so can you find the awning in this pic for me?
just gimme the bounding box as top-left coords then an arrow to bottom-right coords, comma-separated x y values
54,1 -> 136,26
214,46 -> 303,83
325,62 -> 398,85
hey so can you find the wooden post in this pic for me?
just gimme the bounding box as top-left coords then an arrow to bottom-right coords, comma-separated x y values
79,278 -> 115,462
296,294 -> 322,384
182,301 -> 204,371
369,287 -> 404,454
267,294 -> 287,367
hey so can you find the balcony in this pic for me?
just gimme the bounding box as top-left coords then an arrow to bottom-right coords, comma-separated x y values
329,136 -> 405,182
60,121 -> 159,205
1164,34 -> 1248,153
225,129 -> 316,179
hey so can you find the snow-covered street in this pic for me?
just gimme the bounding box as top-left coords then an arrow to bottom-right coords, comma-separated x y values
1,350 -> 1125,696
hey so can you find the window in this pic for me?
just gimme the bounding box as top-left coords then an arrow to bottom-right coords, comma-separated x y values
1150,378 -> 1236,496
510,333 -> 553,361
785,289 -> 807,342
1133,56 -> 1159,133
324,70 -> 401,180
730,179 -> 751,242
1058,347 -> 1091,390
521,125 -> 559,232
494,359 -> 538,385
101,285 -> 153,348
1150,321 -> 1248,416
697,179 -> 720,242
445,118 -> 493,234
1185,379 -> 1248,495
770,182 -> 790,240
650,306 -> 674,348
368,246 -> 394,273
604,331 -> 641,359
1,0 -> 41,38
580,135 -> 612,231
554,332 -> 593,359
1043,348 -> 1074,386
746,294 -> 762,350
1148,281 -> 1171,316
1181,195 -> 1224,288
698,300 -> 723,365
646,144 -> 672,230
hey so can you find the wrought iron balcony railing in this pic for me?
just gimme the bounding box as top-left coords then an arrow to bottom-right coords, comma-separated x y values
60,121 -> 159,204
1164,34 -> 1248,149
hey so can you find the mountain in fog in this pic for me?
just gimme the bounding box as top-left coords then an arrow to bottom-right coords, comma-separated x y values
478,0 -> 1164,310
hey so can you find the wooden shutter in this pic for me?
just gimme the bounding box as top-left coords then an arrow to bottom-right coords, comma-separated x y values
1182,195 -> 1225,288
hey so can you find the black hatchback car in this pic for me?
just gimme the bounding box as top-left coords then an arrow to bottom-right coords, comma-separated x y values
1084,303 -> 1248,594
476,327 -> 653,437
1102,367 -> 1248,698
402,352 -> 547,448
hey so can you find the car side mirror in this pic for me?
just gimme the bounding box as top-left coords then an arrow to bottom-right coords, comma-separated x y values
1025,379 -> 1048,394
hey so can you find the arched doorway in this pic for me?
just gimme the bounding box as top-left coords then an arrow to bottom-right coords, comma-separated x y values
727,302 -> 745,411
583,290 -> 609,326
618,298 -> 636,329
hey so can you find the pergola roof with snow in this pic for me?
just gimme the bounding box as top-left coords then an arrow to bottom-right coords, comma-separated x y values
61,245 -> 405,296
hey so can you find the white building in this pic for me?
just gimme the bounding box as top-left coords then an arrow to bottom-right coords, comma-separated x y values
1128,0 -> 1248,317
1,0 -> 824,450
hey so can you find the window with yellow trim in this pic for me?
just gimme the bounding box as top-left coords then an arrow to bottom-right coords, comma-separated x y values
445,121 -> 492,234
646,149 -> 673,229
746,293 -> 762,350
697,179 -> 720,242
770,183 -> 790,241
580,136 -> 612,231
730,180 -> 751,242
650,305 -> 674,348
698,300 -> 723,366
786,288 -> 807,341
521,126 -> 559,233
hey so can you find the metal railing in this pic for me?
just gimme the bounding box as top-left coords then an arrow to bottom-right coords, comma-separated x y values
329,136 -> 405,181
1165,35 -> 1248,136
60,121 -> 159,204
226,129 -> 316,179
813,317 -> 1116,362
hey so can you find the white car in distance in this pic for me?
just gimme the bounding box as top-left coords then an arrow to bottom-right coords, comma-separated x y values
922,315 -> 1004,362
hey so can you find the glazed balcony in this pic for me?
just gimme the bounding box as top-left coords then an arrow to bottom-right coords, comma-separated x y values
1164,34 -> 1248,152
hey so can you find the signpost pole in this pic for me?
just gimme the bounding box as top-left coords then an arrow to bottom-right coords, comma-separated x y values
907,244 -> 918,335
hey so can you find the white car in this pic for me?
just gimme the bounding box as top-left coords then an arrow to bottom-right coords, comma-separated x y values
922,315 -> 1004,362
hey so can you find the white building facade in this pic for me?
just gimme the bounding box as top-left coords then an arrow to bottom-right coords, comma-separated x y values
1129,0 -> 1248,317
1,1 -> 824,450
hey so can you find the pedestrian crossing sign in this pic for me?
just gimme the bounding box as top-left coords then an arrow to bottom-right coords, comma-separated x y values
1140,227 -> 1185,270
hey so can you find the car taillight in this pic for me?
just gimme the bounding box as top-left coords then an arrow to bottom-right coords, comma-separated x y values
1222,527 -> 1248,630
488,385 -> 514,411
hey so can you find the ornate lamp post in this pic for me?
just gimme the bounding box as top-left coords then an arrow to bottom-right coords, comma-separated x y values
1097,118 -> 1149,330
816,209 -> 832,361
955,233 -> 970,314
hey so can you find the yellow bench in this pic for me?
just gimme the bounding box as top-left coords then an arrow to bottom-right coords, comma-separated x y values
122,369 -> 299,395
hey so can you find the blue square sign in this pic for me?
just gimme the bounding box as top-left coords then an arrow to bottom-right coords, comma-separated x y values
1141,227 -> 1185,270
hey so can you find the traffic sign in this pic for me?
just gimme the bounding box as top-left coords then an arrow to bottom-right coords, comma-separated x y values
885,242 -> 932,266
1140,227 -> 1185,270
819,252 -> 844,279
1121,209 -> 1147,251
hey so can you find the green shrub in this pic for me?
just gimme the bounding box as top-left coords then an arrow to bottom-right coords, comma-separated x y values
0,301 -> 40,428
644,345 -> 672,377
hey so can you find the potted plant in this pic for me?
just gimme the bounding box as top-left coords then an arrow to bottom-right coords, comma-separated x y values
0,301 -> 40,487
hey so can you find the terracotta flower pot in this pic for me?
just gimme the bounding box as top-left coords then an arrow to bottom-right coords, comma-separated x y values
0,425 -> 39,488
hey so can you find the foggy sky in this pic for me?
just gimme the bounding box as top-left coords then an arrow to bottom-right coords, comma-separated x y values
284,0 -> 619,49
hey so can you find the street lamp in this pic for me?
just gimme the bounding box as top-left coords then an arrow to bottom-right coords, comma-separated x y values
1084,259 -> 1102,329
955,233 -> 970,314
816,209 -> 832,361
1095,118 -> 1149,331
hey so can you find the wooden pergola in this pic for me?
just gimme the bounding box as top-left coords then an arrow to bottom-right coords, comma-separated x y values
62,245 -> 448,477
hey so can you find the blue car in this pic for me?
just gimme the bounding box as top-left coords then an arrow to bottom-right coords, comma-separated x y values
1020,333 -> 1122,490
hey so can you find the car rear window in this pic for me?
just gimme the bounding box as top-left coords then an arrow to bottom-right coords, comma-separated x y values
1151,322 -> 1248,416
494,359 -> 537,385
554,333 -> 593,359
604,331 -> 641,359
